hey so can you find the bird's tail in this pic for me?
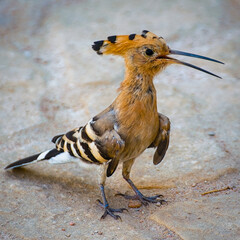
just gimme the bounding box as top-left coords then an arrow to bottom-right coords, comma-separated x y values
4,149 -> 61,170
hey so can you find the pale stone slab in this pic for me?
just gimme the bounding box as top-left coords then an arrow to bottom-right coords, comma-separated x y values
150,192 -> 240,240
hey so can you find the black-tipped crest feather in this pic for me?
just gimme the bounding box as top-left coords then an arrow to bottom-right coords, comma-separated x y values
92,40 -> 104,51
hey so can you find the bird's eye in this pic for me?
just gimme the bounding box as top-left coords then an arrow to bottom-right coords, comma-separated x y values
145,49 -> 154,56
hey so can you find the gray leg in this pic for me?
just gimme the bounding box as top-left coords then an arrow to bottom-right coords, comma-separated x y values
97,163 -> 127,220
98,162 -> 108,186
122,158 -> 135,180
118,159 -> 166,205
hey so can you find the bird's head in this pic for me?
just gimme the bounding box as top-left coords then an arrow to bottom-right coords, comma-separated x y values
92,30 -> 224,78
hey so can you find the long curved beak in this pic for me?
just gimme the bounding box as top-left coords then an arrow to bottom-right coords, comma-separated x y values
168,49 -> 224,79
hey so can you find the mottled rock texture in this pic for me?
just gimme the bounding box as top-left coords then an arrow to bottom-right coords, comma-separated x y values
0,0 -> 239,239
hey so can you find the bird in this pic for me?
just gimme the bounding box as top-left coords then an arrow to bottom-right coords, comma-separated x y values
4,30 -> 224,220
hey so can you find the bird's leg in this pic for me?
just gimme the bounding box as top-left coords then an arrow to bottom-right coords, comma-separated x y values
117,159 -> 166,205
97,163 -> 127,220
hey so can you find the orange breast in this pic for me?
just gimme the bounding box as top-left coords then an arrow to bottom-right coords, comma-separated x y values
115,89 -> 159,161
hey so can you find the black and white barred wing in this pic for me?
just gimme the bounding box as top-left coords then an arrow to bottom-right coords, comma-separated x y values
5,110 -> 125,170
52,119 -> 125,165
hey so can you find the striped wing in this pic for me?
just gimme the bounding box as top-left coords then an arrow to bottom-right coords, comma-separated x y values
52,115 -> 125,165
52,125 -> 109,164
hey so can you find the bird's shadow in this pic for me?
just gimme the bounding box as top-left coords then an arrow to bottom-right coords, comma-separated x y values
3,166 -> 98,196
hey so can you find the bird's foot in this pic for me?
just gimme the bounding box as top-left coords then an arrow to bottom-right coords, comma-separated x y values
116,192 -> 166,206
97,199 -> 128,220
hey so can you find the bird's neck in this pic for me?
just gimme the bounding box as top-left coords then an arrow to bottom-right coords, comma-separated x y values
119,66 -> 155,94
114,67 -> 158,125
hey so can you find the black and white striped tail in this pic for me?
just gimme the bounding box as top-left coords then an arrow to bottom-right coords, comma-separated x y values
4,149 -> 61,170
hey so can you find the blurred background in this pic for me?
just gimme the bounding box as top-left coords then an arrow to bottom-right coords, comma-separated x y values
0,0 -> 239,239
1,0 -> 239,184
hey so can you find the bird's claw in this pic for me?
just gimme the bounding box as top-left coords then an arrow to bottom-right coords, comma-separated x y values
97,199 -> 127,220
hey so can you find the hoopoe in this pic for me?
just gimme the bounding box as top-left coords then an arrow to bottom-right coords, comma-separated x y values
5,30 -> 223,220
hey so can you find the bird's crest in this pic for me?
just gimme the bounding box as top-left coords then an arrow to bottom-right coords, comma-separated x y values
92,30 -> 165,56
92,30 -> 223,78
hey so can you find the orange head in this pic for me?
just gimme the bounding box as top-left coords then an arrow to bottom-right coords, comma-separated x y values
92,30 -> 224,78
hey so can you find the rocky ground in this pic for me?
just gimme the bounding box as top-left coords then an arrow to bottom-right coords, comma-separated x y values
0,0 -> 239,239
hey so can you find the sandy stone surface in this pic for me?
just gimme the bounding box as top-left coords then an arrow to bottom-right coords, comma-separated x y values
150,192 -> 240,240
0,0 -> 239,239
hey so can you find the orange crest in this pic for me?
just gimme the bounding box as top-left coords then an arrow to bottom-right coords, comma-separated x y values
92,30 -> 165,56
